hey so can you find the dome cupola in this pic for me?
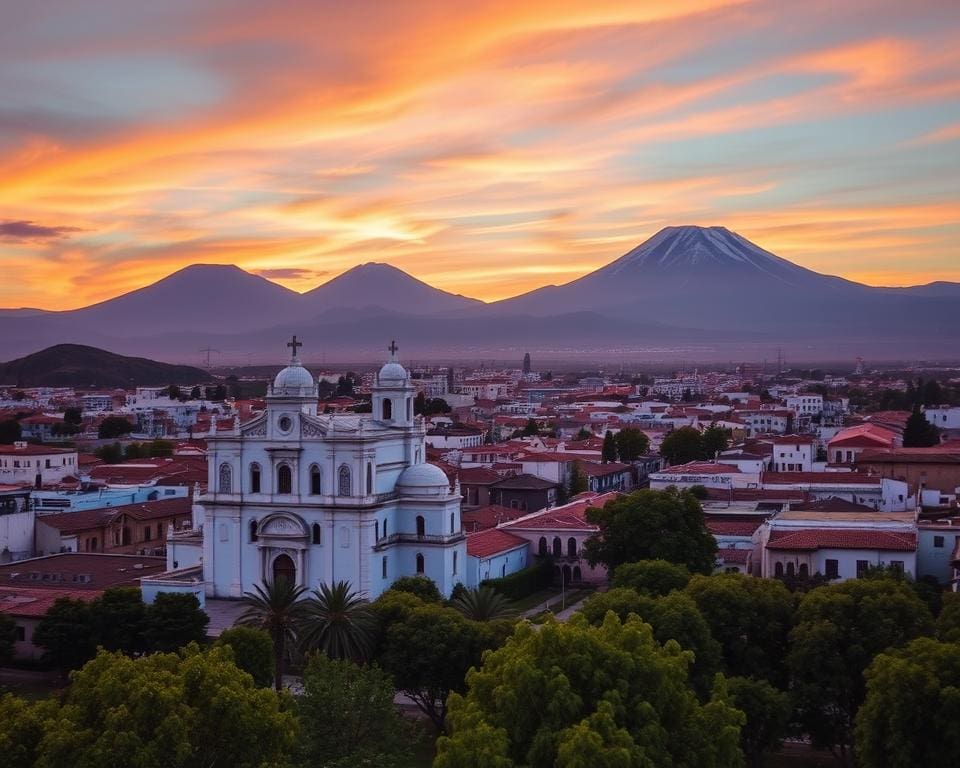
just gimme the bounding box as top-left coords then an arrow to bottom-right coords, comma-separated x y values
269,335 -> 318,400
396,462 -> 451,497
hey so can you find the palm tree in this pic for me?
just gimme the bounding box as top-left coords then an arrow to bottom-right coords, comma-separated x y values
299,580 -> 376,662
451,586 -> 517,621
237,579 -> 307,692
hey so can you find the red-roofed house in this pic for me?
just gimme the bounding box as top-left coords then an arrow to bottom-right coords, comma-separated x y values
649,461 -> 754,490
465,528 -> 530,586
828,423 -> 898,465
0,442 -> 79,487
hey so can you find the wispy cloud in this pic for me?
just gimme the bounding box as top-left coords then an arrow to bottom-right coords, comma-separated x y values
0,220 -> 83,241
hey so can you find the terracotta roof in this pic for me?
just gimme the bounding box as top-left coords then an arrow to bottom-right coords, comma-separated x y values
762,471 -> 880,486
501,492 -> 620,532
581,461 -> 631,477
458,467 -> 504,485
37,508 -> 116,533
707,520 -> 762,537
828,423 -> 897,448
659,462 -> 742,475
462,505 -> 526,533
794,497 -> 877,513
0,443 -> 74,456
717,548 -> 751,564
0,553 -> 167,593
466,528 -> 529,559
766,529 -> 917,552
0,586 -> 99,617
858,447 -> 960,464
490,473 -> 558,490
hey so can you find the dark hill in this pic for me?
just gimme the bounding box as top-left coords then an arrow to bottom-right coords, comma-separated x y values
0,344 -> 211,388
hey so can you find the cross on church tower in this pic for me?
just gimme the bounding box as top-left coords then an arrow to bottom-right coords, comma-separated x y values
287,335 -> 303,359
388,339 -> 398,358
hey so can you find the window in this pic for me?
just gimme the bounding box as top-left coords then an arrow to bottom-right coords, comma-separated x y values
218,463 -> 232,493
450,512 -> 455,534
249,519 -> 258,542
250,463 -> 261,493
382,398 -> 392,420
366,463 -> 373,495
375,520 -> 380,540
774,562 -> 784,577
416,553 -> 425,574
383,519 -> 387,538
856,560 -> 869,579
453,551 -> 458,575
416,515 -> 425,537
538,536 -> 548,557
552,537 -> 562,557
825,559 -> 839,578
15,626 -> 25,642
338,465 -> 351,496
799,563 -> 809,577
310,465 -> 321,495
935,535 -> 945,548
144,525 -> 152,542
786,562 -> 795,577
312,523 -> 322,545
567,537 -> 577,557
277,464 -> 292,494
890,560 -> 904,573
382,556 -> 387,579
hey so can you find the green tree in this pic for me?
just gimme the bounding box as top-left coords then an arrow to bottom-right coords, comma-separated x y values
389,575 -> 442,603
0,612 -> 17,664
31,597 -> 96,675
435,613 -> 744,768
611,559 -> 691,596
63,407 -> 82,425
12,646 -> 296,768
93,442 -> 123,463
574,427 -> 593,441
578,588 -> 723,697
701,424 -> 731,459
519,418 -> 540,437
451,586 -> 517,621
380,603 -> 504,730
854,637 -> 960,768
0,419 -> 22,443
614,427 -> 650,462
165,384 -> 182,400
90,587 -> 147,654
685,574 -> 793,686
189,386 -> 201,399
567,460 -> 589,497
299,653 -> 416,767
788,578 -> 934,760
299,580 -> 376,662
903,405 -> 939,447
727,676 -> 791,768
584,488 -> 716,574
97,415 -> 133,439
147,439 -> 174,457
601,431 -> 618,463
237,579 -> 308,692
144,593 -> 209,653
660,426 -> 704,465
216,626 -> 274,688
936,592 -> 960,642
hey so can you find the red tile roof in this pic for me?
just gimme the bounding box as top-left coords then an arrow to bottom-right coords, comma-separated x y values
659,462 -> 742,474
0,586 -> 99,617
501,492 -> 620,532
462,505 -> 527,532
762,471 -> 881,486
717,548 -> 751,564
828,423 -> 897,449
0,553 -> 167,593
766,529 -> 916,552
707,520 -> 762,537
466,528 -> 529,558
458,467 -> 504,485
0,443 -> 74,456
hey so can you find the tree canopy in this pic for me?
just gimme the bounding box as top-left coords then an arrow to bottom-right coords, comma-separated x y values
614,427 -> 650,462
611,559 -> 692,597
902,405 -> 940,447
435,613 -> 744,768
97,415 -> 134,439
215,626 -> 274,688
583,488 -> 717,574
659,426 -> 704,465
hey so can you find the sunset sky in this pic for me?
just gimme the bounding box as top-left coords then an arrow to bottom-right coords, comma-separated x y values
1,0 -> 959,310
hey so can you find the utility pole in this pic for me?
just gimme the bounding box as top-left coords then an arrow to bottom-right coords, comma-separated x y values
199,347 -> 220,368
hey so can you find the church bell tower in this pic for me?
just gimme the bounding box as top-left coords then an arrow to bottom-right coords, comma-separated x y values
371,340 -> 414,427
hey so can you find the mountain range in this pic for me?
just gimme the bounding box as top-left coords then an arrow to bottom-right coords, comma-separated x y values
2,226 -> 957,363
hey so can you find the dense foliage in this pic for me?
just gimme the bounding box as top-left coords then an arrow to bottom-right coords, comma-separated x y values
481,557 -> 554,600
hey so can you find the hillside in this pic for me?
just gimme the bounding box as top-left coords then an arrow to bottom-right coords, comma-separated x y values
0,344 -> 211,388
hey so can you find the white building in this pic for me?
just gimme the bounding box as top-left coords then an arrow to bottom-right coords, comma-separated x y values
767,436 -> 815,472
0,443 -> 79,487
925,406 -> 960,430
785,393 -> 824,416
197,339 -> 466,600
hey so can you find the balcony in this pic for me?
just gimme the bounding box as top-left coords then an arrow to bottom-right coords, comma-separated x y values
373,531 -> 466,550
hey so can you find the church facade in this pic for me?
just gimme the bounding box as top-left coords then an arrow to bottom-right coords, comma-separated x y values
200,340 -> 466,599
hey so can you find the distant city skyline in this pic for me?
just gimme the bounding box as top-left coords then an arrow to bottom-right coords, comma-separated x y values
1,0 -> 959,310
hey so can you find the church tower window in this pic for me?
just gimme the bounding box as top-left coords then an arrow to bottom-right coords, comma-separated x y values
382,398 -> 392,420
450,512 -> 455,534
249,519 -> 258,542
375,521 -> 380,540
338,465 -> 351,496
366,463 -> 373,495
277,464 -> 292,494
250,463 -> 261,493
312,523 -> 322,545
453,550 -> 458,575
310,465 -> 322,495
416,553 -> 425,574
406,398 -> 412,421
416,515 -> 425,538
218,463 -> 232,494
382,556 -> 387,579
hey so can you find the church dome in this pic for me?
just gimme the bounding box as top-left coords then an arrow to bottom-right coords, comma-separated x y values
273,363 -> 316,395
396,463 -> 451,496
378,361 -> 408,383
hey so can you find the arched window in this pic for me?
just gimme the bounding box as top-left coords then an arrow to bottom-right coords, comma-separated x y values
567,537 -> 577,558
310,465 -> 321,495
416,515 -> 425,537
366,463 -> 373,495
774,562 -> 784,577
249,519 -> 258,542
573,565 -> 582,581
277,464 -> 292,494
382,398 -> 392,420
273,554 -> 296,586
538,536 -> 548,556
453,550 -> 458,575
406,398 -> 412,420
382,556 -> 387,579
450,512 -> 455,534
338,465 -> 351,496
552,536 -> 562,557
312,523 -> 322,545
383,519 -> 387,538
375,520 -> 380,540
250,463 -> 261,493
786,562 -> 795,577
218,463 -> 232,493
799,563 -> 809,577
416,553 -> 425,574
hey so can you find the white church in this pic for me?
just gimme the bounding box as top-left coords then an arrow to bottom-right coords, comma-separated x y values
194,338 -> 466,600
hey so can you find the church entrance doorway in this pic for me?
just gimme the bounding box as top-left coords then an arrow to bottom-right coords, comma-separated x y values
272,554 -> 296,586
